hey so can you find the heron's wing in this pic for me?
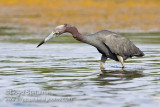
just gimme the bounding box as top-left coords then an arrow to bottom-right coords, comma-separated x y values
102,34 -> 144,57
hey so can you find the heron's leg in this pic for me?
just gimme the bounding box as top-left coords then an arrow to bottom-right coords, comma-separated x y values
100,55 -> 107,70
117,55 -> 125,68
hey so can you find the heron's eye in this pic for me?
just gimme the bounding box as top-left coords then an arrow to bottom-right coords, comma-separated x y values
55,32 -> 59,35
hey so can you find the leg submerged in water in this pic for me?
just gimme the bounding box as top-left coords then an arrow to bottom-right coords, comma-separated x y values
117,55 -> 125,68
100,55 -> 107,70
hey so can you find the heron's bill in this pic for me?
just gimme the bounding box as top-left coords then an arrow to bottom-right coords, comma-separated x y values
36,32 -> 57,48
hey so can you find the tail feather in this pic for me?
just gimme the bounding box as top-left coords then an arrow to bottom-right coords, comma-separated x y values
135,50 -> 144,57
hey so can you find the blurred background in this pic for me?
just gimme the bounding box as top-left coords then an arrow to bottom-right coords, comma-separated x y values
0,0 -> 160,107
0,0 -> 160,34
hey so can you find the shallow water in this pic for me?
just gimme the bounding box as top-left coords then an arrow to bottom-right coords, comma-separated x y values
0,32 -> 160,107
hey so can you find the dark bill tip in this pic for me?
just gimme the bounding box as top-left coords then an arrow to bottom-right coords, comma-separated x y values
36,40 -> 45,48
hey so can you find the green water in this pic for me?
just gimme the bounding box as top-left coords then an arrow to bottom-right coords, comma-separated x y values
0,27 -> 160,107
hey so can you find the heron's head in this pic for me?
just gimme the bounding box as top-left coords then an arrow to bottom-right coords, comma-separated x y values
37,24 -> 69,48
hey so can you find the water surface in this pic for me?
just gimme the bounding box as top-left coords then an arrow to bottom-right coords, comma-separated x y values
0,30 -> 160,107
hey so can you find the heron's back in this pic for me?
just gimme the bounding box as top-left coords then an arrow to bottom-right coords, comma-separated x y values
92,30 -> 144,60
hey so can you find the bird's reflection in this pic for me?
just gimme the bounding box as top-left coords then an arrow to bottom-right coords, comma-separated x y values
91,68 -> 144,86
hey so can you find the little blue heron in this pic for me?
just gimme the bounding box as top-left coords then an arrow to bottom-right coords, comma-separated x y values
37,24 -> 144,69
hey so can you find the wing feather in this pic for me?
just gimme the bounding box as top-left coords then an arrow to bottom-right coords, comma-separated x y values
96,31 -> 144,58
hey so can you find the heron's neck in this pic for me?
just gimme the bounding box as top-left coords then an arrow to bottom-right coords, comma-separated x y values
66,26 -> 85,42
